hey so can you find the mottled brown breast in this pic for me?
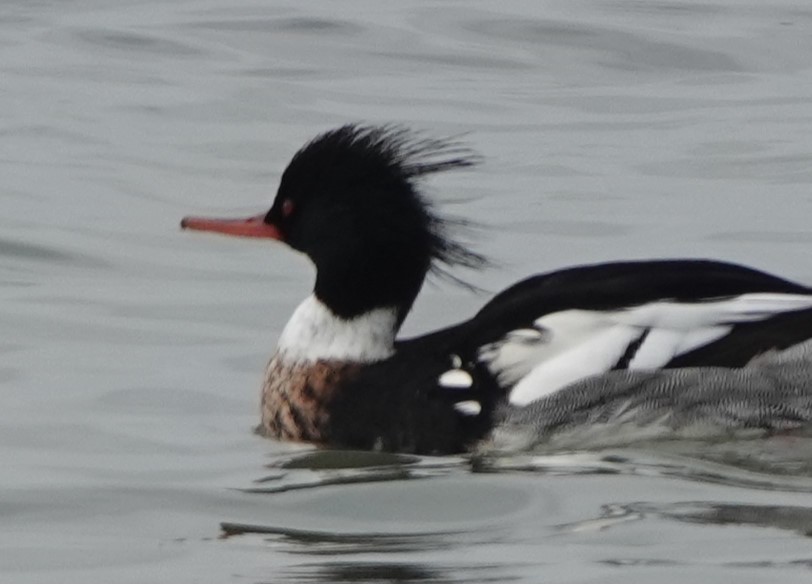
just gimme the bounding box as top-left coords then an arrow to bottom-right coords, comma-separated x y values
258,352 -> 360,443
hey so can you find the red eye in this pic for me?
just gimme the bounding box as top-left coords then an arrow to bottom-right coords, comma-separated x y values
281,199 -> 294,218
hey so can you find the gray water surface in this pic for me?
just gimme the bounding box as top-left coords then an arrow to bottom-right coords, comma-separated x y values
4,1 -> 812,582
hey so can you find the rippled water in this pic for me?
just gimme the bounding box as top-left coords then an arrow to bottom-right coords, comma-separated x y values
4,1 -> 812,582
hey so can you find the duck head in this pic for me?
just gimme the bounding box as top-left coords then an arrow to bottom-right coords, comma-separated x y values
181,124 -> 484,327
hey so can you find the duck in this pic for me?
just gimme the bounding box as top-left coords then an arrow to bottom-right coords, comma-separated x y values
181,124 -> 812,455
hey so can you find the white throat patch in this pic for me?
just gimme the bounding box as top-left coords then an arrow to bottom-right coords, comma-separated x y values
277,295 -> 398,363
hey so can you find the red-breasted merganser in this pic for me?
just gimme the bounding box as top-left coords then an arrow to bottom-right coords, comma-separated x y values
181,124 -> 812,454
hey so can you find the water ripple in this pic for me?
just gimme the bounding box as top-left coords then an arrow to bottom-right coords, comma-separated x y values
465,17 -> 742,73
73,28 -> 206,57
186,16 -> 363,36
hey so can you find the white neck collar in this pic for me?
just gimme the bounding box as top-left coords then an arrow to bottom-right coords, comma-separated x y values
277,295 -> 398,362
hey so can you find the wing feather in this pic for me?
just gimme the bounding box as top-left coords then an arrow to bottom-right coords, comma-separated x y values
477,293 -> 812,406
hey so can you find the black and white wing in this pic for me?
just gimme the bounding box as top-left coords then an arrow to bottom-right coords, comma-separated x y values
479,293 -> 812,406
438,260 -> 812,408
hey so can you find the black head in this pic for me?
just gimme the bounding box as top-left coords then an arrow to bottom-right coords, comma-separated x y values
183,124 -> 486,325
269,124 -> 486,322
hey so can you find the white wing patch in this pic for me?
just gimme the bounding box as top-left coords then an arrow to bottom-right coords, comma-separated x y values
476,293 -> 812,407
614,294 -> 812,329
438,369 -> 473,389
478,310 -> 623,388
508,324 -> 643,406
454,400 -> 482,416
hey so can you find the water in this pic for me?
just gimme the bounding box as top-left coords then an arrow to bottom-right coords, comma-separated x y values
4,0 -> 812,582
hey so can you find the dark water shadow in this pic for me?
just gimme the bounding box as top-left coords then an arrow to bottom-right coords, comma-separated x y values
561,499 -> 812,539
268,561 -> 511,583
0,236 -> 93,265
474,442 -> 812,493
239,449 -> 464,494
221,522 -> 467,554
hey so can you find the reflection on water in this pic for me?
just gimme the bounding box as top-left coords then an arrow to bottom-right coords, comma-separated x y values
477,444 -> 812,491
221,522 -> 469,553
653,501 -> 812,537
562,500 -> 812,539
219,448 -> 812,582
293,562 -> 448,584
242,450 -> 462,493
